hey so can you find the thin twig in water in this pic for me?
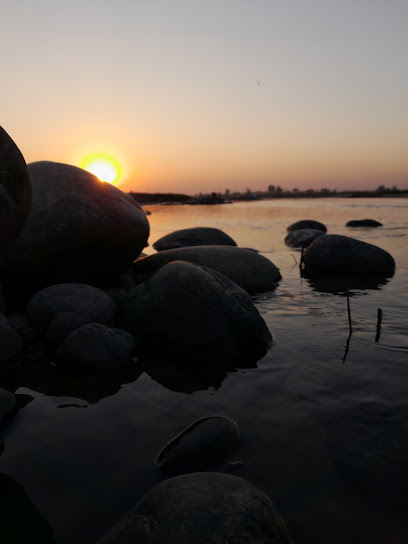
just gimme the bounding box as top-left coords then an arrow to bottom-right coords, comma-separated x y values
342,282 -> 353,363
291,253 -> 298,266
375,308 -> 383,342
299,247 -> 304,276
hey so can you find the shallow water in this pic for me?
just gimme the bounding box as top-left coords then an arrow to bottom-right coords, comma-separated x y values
1,198 -> 408,544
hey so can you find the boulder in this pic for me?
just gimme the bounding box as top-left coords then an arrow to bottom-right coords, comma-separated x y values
0,314 -> 23,368
132,246 -> 281,294
121,261 -> 272,362
284,228 -> 325,248
287,219 -> 327,232
0,388 -> 17,430
346,219 -> 383,227
26,283 -> 116,348
0,126 -> 32,261
56,323 -> 136,370
0,161 -> 149,294
158,416 -> 239,474
302,234 -> 395,277
99,472 -> 290,544
153,227 -> 237,251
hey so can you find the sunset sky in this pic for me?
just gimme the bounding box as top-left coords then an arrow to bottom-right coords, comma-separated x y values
3,1 -> 408,194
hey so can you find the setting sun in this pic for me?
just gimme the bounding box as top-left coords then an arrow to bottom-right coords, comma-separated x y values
81,154 -> 121,184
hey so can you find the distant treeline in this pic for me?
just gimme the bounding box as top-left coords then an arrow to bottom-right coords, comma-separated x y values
128,185 -> 407,205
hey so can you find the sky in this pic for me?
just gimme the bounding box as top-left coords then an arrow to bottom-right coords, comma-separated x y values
2,0 -> 408,194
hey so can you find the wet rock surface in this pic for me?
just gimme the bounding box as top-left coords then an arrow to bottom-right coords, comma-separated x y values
100,472 -> 290,544
132,245 -> 281,294
158,416 -> 239,474
0,161 -> 149,295
153,227 -> 237,250
302,234 -> 395,277
121,260 -> 272,362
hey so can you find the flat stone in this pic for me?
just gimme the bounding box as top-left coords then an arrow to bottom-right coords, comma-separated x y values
99,472 -> 290,544
132,245 -> 281,294
346,219 -> 383,227
153,227 -> 237,251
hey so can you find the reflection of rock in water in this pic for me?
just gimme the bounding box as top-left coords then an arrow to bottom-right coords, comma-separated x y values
0,473 -> 56,543
304,273 -> 389,295
1,358 -> 143,404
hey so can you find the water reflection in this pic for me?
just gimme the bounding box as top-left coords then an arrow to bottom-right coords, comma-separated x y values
0,473 -> 56,543
304,274 -> 390,295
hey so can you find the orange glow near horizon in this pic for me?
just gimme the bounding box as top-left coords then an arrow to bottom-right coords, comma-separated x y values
81,154 -> 121,184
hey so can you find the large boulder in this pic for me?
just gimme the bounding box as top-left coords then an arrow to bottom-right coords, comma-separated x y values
284,228 -> 325,249
346,219 -> 383,227
26,283 -> 116,348
158,416 -> 239,474
0,126 -> 32,261
121,260 -> 272,362
0,314 -> 23,368
153,227 -> 237,251
302,234 -> 395,277
99,472 -> 290,544
55,323 -> 136,370
0,161 -> 149,294
287,219 -> 326,232
132,246 -> 281,294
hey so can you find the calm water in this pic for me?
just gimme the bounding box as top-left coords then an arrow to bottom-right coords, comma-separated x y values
1,198 -> 408,544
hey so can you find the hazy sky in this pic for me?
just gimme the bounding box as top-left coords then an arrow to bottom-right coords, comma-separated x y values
3,0 -> 408,194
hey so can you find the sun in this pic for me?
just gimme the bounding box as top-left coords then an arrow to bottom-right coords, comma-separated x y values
81,154 -> 121,184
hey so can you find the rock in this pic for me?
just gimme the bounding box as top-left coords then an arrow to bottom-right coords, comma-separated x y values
346,219 -> 383,227
56,323 -> 136,370
158,416 -> 239,474
0,161 -> 149,295
153,227 -> 237,251
0,473 -> 56,543
0,126 -> 32,261
131,246 -> 281,294
121,261 -> 272,362
0,388 -> 17,430
284,228 -> 325,248
287,219 -> 327,232
26,283 -> 116,348
0,314 -> 23,368
99,472 -> 290,544
302,234 -> 395,277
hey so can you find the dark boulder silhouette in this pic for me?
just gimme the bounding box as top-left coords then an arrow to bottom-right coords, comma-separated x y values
287,219 -> 327,232
346,219 -> 383,227
0,161 -> 149,296
99,472 -> 290,544
153,227 -> 237,251
0,126 -> 32,262
285,228 -> 325,248
132,245 -> 281,294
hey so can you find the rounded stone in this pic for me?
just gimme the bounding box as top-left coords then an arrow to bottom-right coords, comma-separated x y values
284,228 -> 325,248
153,227 -> 237,251
0,314 -> 23,367
0,388 -> 17,430
99,472 -> 290,544
132,245 -> 281,294
121,260 -> 272,361
346,219 -> 383,227
0,161 -> 149,294
287,220 -> 327,232
302,234 -> 395,277
0,126 -> 32,261
158,416 -> 239,474
26,283 -> 116,348
56,323 -> 136,369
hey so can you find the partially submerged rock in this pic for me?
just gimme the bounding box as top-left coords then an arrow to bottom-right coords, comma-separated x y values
0,126 -> 32,261
132,245 -> 281,294
287,219 -> 327,232
285,228 -> 325,249
27,283 -> 116,348
346,219 -> 383,227
302,234 -> 395,277
158,416 -> 239,474
55,323 -> 136,370
153,227 -> 237,251
99,472 -> 290,544
122,260 -> 272,362
1,161 -> 149,295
